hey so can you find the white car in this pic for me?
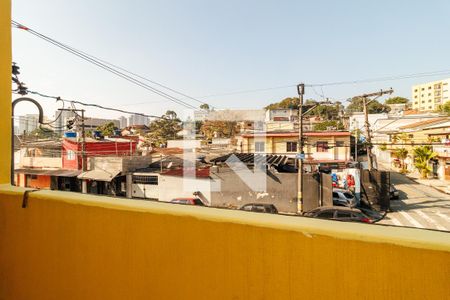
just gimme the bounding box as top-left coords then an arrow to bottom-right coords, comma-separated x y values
332,189 -> 356,207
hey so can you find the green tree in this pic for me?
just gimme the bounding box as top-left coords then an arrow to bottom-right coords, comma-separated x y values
29,127 -> 56,139
265,97 -> 300,110
96,122 -> 118,137
200,120 -> 238,140
385,97 -> 409,105
436,101 -> 450,115
145,110 -> 182,147
200,103 -> 210,111
310,101 -> 343,120
413,146 -> 437,179
392,132 -> 410,144
313,120 -> 344,131
346,97 -> 391,114
393,148 -> 409,173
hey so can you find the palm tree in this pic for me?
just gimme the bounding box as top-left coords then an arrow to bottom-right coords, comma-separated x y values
393,148 -> 409,173
413,146 -> 437,179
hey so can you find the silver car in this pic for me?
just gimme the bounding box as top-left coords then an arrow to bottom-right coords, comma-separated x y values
332,189 -> 356,207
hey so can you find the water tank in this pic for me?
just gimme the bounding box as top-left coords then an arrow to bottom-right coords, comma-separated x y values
64,132 -> 77,138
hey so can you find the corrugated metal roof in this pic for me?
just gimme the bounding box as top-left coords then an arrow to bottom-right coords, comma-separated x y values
77,169 -> 121,181
14,168 -> 81,177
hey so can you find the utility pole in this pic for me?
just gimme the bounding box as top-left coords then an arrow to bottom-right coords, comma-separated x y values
297,83 -> 305,213
58,108 -> 86,171
81,109 -> 86,172
353,88 -> 393,170
354,119 -> 359,163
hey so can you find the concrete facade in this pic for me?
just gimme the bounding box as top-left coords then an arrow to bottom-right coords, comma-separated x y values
239,132 -> 351,161
412,78 -> 450,111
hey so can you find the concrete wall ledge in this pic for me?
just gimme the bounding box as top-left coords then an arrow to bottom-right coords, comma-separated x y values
1,185 -> 450,299
0,184 -> 449,252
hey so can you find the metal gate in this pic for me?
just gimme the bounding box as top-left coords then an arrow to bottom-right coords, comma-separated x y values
302,172 -> 332,212
360,170 -> 390,211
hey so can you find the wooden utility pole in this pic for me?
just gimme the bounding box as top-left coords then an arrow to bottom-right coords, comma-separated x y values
296,83 -> 305,213
80,109 -> 86,172
354,88 -> 393,170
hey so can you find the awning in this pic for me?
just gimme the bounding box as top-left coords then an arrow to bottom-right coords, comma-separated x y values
14,168 -> 81,177
77,169 -> 121,182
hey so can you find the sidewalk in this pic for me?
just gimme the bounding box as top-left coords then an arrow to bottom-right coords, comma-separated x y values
377,161 -> 449,194
405,172 -> 449,194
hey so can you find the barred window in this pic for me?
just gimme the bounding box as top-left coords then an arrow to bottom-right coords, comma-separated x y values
286,142 -> 297,152
255,142 -> 265,152
316,141 -> 328,152
132,175 -> 158,185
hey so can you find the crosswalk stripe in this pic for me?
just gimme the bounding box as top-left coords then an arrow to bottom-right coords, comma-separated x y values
436,212 -> 450,223
389,216 -> 402,226
398,211 -> 425,228
415,210 -> 447,231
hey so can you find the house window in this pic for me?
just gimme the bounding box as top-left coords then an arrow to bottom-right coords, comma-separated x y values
286,142 -> 297,152
66,150 -> 76,160
255,141 -> 265,152
335,141 -> 344,147
316,141 -> 328,152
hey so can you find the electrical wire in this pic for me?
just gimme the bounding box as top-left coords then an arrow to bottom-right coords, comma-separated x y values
48,42 -> 217,109
12,21 -> 200,110
28,90 -> 164,119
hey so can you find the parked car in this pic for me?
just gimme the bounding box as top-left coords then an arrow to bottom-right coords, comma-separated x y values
332,189 -> 356,207
358,207 -> 385,223
239,203 -> 278,214
390,184 -> 400,200
303,206 -> 373,223
170,198 -> 205,206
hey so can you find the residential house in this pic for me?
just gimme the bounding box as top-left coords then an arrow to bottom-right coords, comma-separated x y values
14,140 -> 81,189
130,156 -> 211,203
62,137 -> 137,170
381,117 -> 450,180
238,131 -> 351,170
121,124 -> 150,136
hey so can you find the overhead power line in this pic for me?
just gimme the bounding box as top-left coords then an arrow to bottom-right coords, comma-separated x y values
12,20 -> 202,110
171,70 -> 450,99
308,70 -> 450,87
27,90 -> 164,119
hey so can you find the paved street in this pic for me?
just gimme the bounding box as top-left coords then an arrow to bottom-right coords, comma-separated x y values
378,171 -> 450,231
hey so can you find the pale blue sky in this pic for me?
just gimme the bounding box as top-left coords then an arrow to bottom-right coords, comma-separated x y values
12,0 -> 450,119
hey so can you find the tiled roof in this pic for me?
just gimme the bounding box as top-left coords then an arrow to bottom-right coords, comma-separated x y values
398,117 -> 450,130
241,131 -> 351,138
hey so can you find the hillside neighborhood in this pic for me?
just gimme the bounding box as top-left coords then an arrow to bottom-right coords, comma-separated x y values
13,77 -> 450,230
